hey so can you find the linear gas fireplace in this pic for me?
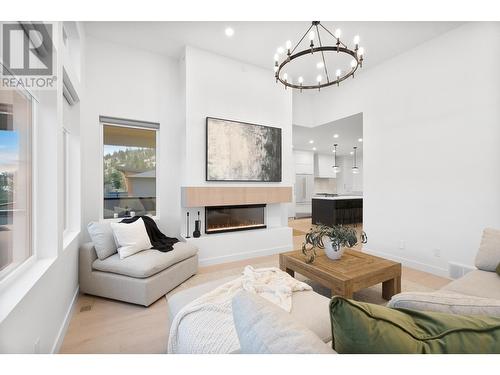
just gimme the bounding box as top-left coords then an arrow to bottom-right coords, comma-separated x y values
205,204 -> 266,234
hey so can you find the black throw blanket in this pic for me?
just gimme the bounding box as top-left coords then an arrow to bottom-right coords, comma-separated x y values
120,216 -> 179,252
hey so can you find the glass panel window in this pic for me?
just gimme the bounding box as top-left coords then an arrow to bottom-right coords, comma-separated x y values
103,124 -> 156,219
0,87 -> 33,279
62,128 -> 69,232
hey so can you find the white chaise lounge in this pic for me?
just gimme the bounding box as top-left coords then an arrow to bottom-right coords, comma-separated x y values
80,241 -> 199,306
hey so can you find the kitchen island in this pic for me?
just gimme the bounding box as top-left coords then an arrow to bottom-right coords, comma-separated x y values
312,195 -> 363,226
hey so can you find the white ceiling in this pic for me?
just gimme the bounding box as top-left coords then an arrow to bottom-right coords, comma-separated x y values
293,112 -> 363,156
85,22 -> 461,157
85,21 -> 463,77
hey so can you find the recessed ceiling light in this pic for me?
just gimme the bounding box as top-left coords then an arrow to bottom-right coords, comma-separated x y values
350,151 -> 354,155
309,140 -> 314,144
312,147 -> 317,151
358,138 -> 363,142
316,61 -> 324,69
332,149 -> 336,153
225,27 -> 234,37
333,134 -> 339,138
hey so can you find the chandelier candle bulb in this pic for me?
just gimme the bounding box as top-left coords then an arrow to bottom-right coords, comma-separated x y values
309,30 -> 315,49
358,47 -> 365,67
335,29 -> 341,52
350,59 -> 357,77
354,35 -> 360,49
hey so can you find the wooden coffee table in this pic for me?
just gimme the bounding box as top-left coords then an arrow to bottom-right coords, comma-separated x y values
279,249 -> 401,299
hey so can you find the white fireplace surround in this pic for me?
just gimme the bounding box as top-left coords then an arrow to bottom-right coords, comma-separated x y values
181,203 -> 292,266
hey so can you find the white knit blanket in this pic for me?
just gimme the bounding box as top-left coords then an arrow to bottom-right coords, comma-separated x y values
167,266 -> 312,354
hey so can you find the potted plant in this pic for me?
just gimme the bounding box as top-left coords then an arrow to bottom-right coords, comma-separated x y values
302,225 -> 367,263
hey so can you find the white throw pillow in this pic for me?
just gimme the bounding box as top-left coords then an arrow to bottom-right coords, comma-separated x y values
110,218 -> 152,259
232,291 -> 336,354
87,222 -> 117,260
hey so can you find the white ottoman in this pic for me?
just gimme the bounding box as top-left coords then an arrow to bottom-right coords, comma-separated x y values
166,276 -> 332,344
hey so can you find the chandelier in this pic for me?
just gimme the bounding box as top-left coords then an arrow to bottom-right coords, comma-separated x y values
274,21 -> 365,91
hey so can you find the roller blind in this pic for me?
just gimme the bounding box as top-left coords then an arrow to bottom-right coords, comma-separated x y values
99,116 -> 159,130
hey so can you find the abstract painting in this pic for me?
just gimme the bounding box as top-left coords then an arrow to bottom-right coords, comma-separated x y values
206,117 -> 282,182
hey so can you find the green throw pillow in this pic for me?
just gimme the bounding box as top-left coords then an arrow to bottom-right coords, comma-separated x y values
329,296 -> 500,354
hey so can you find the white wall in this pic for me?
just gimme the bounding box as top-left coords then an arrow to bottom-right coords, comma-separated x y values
181,47 -> 293,263
183,46 -> 293,188
0,22 -> 83,353
82,40 -> 293,262
0,242 -> 79,353
293,22 -> 500,275
81,36 -> 183,237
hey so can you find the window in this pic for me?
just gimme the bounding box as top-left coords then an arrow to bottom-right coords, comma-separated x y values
102,121 -> 157,219
62,128 -> 69,232
0,87 -> 33,280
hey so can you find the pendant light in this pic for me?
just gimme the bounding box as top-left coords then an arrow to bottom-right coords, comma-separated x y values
332,144 -> 340,173
352,146 -> 360,174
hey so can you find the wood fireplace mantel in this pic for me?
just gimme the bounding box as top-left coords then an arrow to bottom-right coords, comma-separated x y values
181,186 -> 293,207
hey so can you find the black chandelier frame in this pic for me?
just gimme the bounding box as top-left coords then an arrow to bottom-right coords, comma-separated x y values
275,21 -> 364,91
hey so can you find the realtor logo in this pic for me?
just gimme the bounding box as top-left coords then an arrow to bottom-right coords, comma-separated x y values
2,23 -> 53,76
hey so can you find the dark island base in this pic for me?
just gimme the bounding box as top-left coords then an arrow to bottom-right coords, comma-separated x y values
312,198 -> 363,227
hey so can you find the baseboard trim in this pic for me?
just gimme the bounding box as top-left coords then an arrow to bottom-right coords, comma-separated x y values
51,285 -> 79,354
363,248 -> 449,278
199,245 -> 292,267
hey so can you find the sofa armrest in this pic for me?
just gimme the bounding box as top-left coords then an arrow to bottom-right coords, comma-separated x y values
79,242 -> 98,292
387,291 -> 500,317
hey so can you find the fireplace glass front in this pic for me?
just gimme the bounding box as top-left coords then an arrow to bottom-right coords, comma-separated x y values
205,204 -> 266,234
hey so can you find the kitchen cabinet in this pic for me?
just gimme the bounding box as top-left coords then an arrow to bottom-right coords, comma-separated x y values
294,150 -> 314,175
314,153 -> 336,178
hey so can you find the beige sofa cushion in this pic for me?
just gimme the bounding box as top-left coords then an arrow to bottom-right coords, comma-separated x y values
441,269 -> 500,300
232,291 -> 336,354
388,291 -> 500,317
475,228 -> 500,272
92,241 -> 198,278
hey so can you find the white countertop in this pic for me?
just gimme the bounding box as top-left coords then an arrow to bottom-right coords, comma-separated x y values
312,195 -> 363,200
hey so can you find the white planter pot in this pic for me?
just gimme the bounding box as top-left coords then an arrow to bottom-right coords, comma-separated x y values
323,237 -> 345,260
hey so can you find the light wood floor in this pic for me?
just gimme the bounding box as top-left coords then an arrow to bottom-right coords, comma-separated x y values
59,218 -> 451,354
